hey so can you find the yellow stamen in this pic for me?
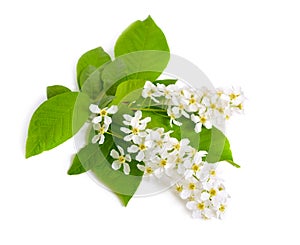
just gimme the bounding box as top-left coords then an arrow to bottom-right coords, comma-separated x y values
219,204 -> 226,212
210,169 -> 216,176
159,159 -> 167,167
200,116 -> 207,124
146,167 -> 153,174
191,164 -> 199,172
139,144 -> 146,151
189,183 -> 196,190
100,109 -> 107,116
197,202 -> 205,210
118,156 -> 125,163
132,127 -> 139,135
176,185 -> 183,192
174,143 -> 180,150
209,188 -> 217,197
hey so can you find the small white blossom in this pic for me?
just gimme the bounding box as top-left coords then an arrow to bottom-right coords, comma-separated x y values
127,137 -> 148,162
91,123 -> 109,144
191,112 -> 212,133
110,145 -> 131,175
120,110 -> 151,144
142,81 -> 161,102
89,104 -> 118,125
167,107 -> 182,127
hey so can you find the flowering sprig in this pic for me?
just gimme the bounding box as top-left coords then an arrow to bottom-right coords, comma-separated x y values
85,81 -> 244,220
25,16 -> 244,221
142,81 -> 245,131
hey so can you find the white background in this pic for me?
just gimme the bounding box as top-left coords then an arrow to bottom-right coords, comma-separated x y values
1,0 -> 299,244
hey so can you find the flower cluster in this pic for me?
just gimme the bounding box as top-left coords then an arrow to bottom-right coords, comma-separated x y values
89,104 -> 118,144
176,162 -> 229,219
88,81 -> 244,220
142,81 -> 245,132
108,109 -> 229,219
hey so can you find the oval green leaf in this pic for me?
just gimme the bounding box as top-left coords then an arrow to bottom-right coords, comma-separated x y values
25,92 -> 90,158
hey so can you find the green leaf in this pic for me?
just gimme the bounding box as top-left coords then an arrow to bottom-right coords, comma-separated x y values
115,16 -> 169,57
80,65 -> 103,101
46,85 -> 71,99
67,155 -> 86,175
76,47 -> 111,89
198,127 -> 235,164
75,135 -> 143,206
153,79 -> 177,86
110,79 -> 145,105
110,16 -> 170,85
25,92 -> 90,158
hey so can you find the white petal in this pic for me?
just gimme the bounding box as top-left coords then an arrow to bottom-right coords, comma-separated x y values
180,190 -> 191,199
124,135 -> 133,142
91,135 -> 100,144
135,110 -> 142,119
99,134 -> 105,144
173,119 -> 182,126
123,114 -> 132,122
110,149 -> 119,159
120,127 -> 131,134
107,105 -> 118,114
184,159 -> 192,168
181,138 -> 190,146
189,104 -> 198,112
182,110 -> 190,118
127,145 -> 139,153
123,121 -> 131,126
191,114 -> 200,123
92,116 -> 102,124
142,117 -> 151,124
104,116 -> 112,126
195,123 -> 202,133
117,145 -> 124,155
172,107 -> 180,115
123,163 -> 130,175
138,131 -> 147,137
112,161 -> 121,170
125,154 -> 131,162
137,164 -> 145,172
89,104 -> 100,113
201,192 -> 210,201
186,201 -> 197,210
136,151 -> 145,162
204,121 -> 212,129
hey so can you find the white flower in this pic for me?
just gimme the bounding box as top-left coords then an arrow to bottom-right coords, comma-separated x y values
199,162 -> 219,182
171,96 -> 190,118
91,123 -> 109,144
186,199 -> 216,219
137,161 -> 156,176
184,150 -> 207,178
157,83 -> 174,100
110,145 -> 131,175
120,110 -> 151,144
151,151 -> 174,178
167,107 -> 182,127
191,112 -> 212,133
170,138 -> 191,155
89,104 -> 118,125
182,89 -> 201,112
145,128 -> 173,153
127,137 -> 148,162
178,178 -> 201,200
142,81 -> 162,103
